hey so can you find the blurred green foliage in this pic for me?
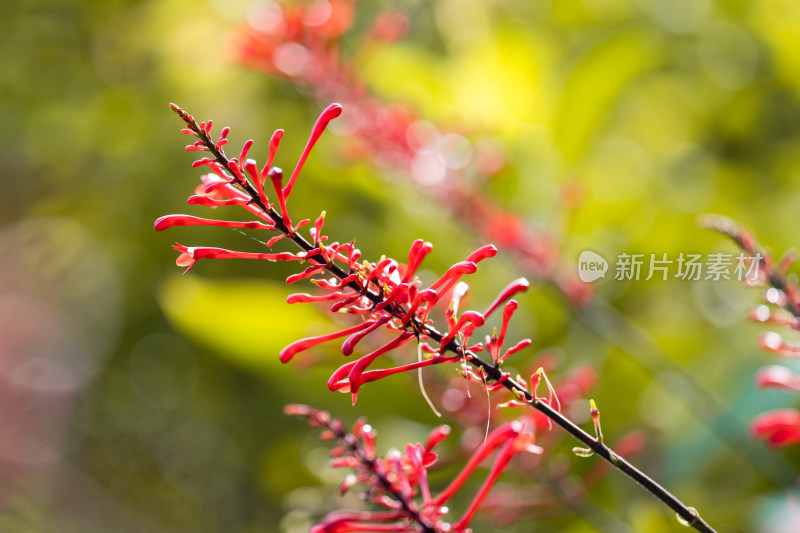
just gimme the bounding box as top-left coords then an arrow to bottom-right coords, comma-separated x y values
3,0 -> 800,532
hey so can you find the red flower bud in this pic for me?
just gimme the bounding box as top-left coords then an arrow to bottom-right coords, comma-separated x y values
752,408 -> 800,447
755,365 -> 800,392
440,310 -> 485,349
284,103 -> 342,198
429,261 -> 477,291
154,214 -> 273,232
286,292 -> 353,304
186,195 -> 248,207
483,278 -> 529,319
280,321 -> 375,363
342,317 -> 390,356
402,240 -> 433,283
171,243 -> 305,273
465,244 -> 497,264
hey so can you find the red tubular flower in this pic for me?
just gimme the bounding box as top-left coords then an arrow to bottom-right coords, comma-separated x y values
429,262 -> 477,292
268,167 -> 292,229
313,211 -> 327,245
330,293 -> 368,313
171,243 -> 305,274
374,282 -> 411,312
485,300 -> 518,364
424,425 -> 450,456
241,157 -> 269,207
483,278 -> 529,318
346,332 -> 416,404
238,138 -> 253,163
286,264 -> 326,284
451,430 -> 540,531
440,310 -> 485,350
216,126 -> 230,149
286,291 -> 352,304
327,360 -> 359,392
289,405 -> 540,533
446,282 -> 470,331
432,421 -> 540,511
186,195 -> 249,207
310,511 -> 411,533
399,289 -> 437,325
263,129 -> 284,174
263,234 -> 287,248
280,321 -> 374,363
465,244 -> 498,264
752,409 -> 800,447
225,159 -> 249,185
284,103 -> 342,198
363,258 -> 395,287
330,354 -> 462,394
755,365 -> 800,392
402,239 -> 434,283
341,317 -> 390,356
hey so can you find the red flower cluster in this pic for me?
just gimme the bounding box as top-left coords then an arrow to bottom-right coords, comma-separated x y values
284,247 -> 532,405
158,104 -> 535,405
235,0 -> 591,305
701,214 -> 800,447
285,404 -> 541,533
156,105 -> 720,533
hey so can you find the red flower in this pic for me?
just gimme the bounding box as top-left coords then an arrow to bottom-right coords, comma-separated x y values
752,409 -> 800,447
756,365 -> 800,392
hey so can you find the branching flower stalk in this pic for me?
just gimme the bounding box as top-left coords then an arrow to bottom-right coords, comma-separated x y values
157,103 -> 718,533
285,404 -> 542,533
236,0 -> 794,489
701,214 -> 800,447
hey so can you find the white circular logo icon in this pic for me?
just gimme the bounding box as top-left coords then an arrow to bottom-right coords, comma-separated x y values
577,250 -> 608,283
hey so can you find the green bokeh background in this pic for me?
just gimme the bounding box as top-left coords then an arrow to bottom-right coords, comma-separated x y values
2,0 -> 800,532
